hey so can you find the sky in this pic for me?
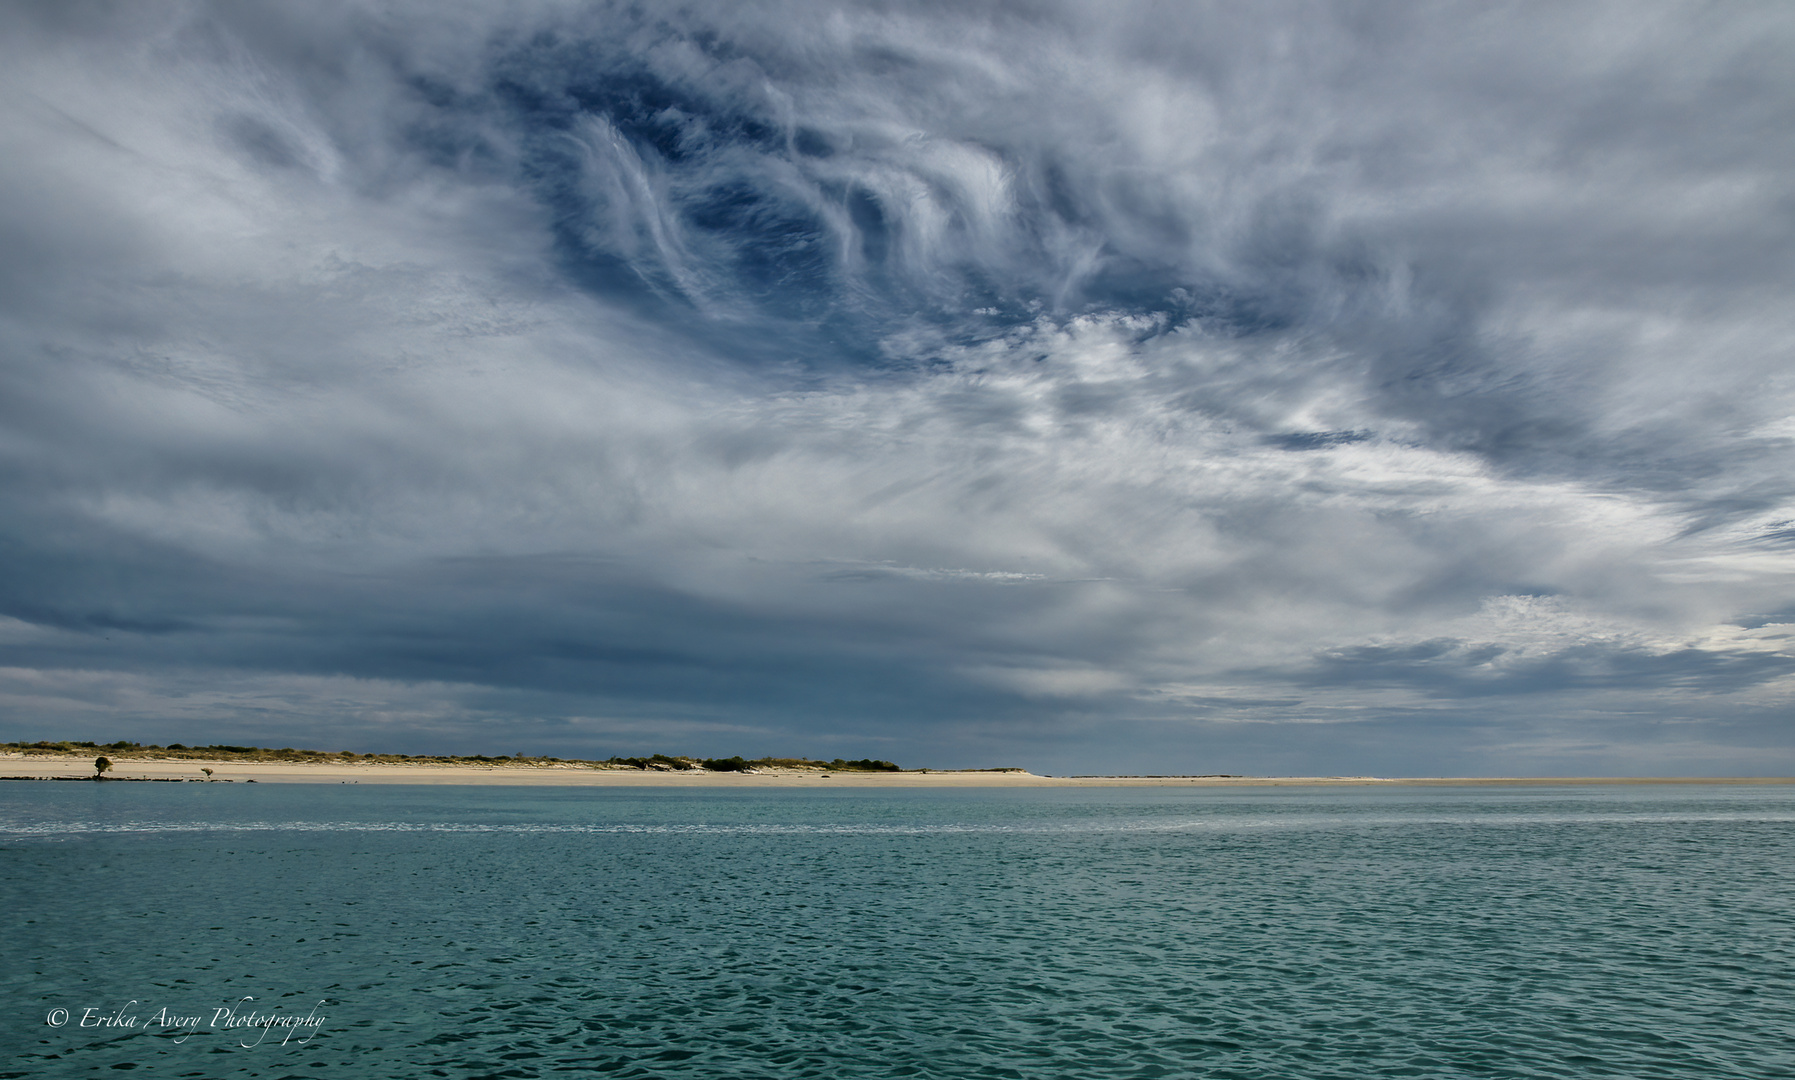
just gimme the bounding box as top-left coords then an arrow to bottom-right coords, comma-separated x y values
1,0 -> 1792,775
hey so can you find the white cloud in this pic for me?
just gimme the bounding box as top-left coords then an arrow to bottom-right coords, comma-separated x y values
1,0 -> 1792,772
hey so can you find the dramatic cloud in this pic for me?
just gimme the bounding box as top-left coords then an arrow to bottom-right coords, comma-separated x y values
1,0 -> 1792,773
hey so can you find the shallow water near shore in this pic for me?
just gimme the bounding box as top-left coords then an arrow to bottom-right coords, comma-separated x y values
3,784 -> 1792,1079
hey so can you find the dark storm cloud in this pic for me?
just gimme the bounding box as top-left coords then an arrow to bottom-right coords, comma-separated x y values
1,0 -> 1792,773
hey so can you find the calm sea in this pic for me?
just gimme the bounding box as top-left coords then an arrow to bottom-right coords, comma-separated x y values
2,783 -> 1791,1078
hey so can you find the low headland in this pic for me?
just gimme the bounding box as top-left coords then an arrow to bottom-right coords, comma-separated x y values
2,740 -> 1789,787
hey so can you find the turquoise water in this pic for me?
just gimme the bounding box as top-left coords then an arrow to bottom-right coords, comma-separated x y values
3,784 -> 1792,1079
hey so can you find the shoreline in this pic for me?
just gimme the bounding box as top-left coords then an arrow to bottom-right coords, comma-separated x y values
2,754 -> 1791,787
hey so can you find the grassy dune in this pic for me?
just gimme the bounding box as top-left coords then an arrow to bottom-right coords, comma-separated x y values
1,741 -> 907,772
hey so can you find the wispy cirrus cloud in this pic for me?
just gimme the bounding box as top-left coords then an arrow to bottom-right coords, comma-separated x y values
0,0 -> 1791,773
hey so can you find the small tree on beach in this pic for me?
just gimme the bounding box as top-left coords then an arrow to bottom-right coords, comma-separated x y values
94,756 -> 112,778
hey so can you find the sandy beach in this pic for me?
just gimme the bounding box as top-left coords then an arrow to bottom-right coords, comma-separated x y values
2,754 -> 1789,786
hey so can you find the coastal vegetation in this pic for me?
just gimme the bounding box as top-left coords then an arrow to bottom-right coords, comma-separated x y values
3,741 -> 907,772
605,754 -> 900,772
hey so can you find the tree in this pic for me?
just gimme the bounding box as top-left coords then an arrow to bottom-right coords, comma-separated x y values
94,756 -> 112,779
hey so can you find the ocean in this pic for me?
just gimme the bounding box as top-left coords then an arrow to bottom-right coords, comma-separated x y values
2,783 -> 1791,1078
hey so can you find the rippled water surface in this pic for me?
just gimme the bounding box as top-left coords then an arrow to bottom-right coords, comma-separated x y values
4,783 -> 1792,1078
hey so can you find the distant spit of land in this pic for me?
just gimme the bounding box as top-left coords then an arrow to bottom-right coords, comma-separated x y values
1,741 -> 1789,787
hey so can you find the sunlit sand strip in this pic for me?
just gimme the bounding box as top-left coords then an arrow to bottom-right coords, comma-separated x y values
1,755 -> 1790,786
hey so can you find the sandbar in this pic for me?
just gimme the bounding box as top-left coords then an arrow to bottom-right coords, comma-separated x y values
1,754 -> 1789,787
